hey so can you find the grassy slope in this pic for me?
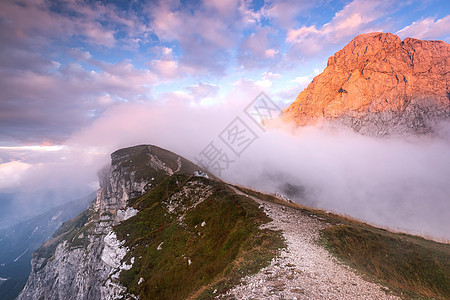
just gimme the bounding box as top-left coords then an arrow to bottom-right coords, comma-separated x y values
35,176 -> 449,300
32,209 -> 92,270
321,225 -> 450,299
236,186 -> 450,299
32,137 -> 447,300
114,175 -> 284,300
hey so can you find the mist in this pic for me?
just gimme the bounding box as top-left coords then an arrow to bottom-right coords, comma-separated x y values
222,124 -> 450,241
0,145 -> 107,227
1,87 -> 449,240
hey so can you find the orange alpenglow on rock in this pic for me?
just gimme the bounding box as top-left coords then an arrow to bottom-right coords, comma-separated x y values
282,32 -> 450,136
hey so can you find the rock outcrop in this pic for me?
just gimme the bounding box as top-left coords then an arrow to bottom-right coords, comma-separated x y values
18,145 -> 200,300
18,144 -> 285,300
283,32 -> 450,136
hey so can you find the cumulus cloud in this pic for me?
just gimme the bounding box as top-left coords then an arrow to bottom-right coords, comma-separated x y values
0,0 -> 283,145
397,15 -> 450,41
262,72 -> 282,81
0,60 -> 157,144
203,0 -> 240,16
150,59 -> 181,80
238,27 -> 282,68
0,0 -> 158,145
0,0 -> 148,49
263,0 -> 318,29
285,0 -> 393,58
187,82 -> 220,99
147,1 -> 232,74
291,75 -> 311,87
146,47 -> 198,80
146,0 -> 264,74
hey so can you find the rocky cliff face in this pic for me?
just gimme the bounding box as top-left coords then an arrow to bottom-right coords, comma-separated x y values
18,145 -> 201,300
283,32 -> 450,136
18,145 -> 278,299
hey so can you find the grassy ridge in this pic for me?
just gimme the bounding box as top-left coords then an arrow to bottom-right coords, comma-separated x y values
115,175 -> 284,299
235,185 -> 450,299
321,225 -> 450,299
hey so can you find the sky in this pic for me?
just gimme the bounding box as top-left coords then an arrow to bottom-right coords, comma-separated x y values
0,0 -> 449,238
1,0 -> 449,147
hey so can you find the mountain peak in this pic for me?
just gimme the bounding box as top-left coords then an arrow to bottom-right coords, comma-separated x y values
95,144 -> 203,214
283,32 -> 450,136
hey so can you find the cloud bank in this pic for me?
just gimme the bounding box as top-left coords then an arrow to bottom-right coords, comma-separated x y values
2,88 -> 449,240
224,125 -> 450,241
1,0 -> 449,236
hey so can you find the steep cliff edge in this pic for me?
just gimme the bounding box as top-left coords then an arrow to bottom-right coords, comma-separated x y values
17,145 -> 204,299
17,145 -> 450,299
18,145 -> 282,299
283,32 -> 450,136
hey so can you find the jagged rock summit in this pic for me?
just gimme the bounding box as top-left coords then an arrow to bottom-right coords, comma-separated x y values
283,32 -> 450,136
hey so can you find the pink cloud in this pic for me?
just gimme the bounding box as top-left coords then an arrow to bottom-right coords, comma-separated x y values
0,57 -> 158,144
0,161 -> 31,190
146,46 -> 194,80
0,0 -> 159,145
238,27 -> 282,68
396,15 -> 450,41
147,0 -> 260,73
286,25 -> 320,43
0,1 -> 110,47
0,0 -> 150,49
150,59 -> 181,80
263,0 -> 316,29
187,82 -> 219,99
203,0 -> 239,16
80,22 -> 116,47
285,0 -> 394,59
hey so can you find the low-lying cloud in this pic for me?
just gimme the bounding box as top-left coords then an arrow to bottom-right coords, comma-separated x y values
1,89 -> 449,240
223,124 -> 450,241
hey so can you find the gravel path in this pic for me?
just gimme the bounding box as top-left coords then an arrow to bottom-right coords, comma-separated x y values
222,187 -> 399,300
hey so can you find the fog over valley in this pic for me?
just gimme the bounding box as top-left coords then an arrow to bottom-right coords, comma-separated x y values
2,96 -> 449,240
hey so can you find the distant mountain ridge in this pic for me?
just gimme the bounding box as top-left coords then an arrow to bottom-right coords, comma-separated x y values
283,32 -> 450,136
0,194 -> 93,300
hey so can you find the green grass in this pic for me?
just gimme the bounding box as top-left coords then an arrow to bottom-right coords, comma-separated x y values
235,185 -> 450,299
321,225 -> 450,299
33,210 -> 92,269
111,145 -> 203,186
114,176 -> 284,299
